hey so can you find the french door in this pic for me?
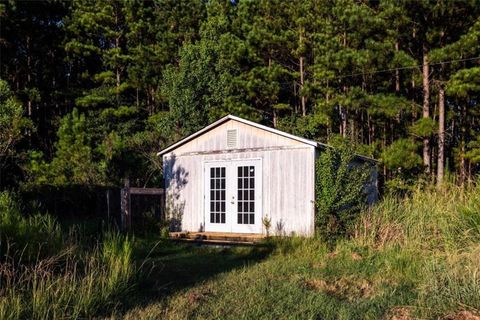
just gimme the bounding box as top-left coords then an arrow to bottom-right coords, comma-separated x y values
204,159 -> 262,233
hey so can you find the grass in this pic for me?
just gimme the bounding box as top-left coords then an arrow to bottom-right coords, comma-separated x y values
120,184 -> 480,320
0,191 -> 136,319
120,239 -> 418,319
2,183 -> 480,319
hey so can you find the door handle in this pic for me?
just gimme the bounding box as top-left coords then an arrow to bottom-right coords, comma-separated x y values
231,196 -> 235,204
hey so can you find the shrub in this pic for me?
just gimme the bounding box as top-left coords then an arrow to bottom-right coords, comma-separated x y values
315,143 -> 372,240
0,191 -> 62,261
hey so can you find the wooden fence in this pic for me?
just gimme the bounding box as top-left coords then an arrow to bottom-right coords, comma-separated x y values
120,178 -> 165,231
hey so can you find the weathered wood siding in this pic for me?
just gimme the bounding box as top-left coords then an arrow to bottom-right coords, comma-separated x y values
171,119 -> 305,155
163,119 -> 316,236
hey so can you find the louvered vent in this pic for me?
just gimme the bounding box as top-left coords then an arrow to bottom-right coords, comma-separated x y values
227,129 -> 238,148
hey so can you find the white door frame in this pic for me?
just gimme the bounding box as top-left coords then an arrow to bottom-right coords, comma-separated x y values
203,158 -> 263,234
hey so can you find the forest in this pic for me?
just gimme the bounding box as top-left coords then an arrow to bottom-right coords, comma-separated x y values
1,0 -> 480,192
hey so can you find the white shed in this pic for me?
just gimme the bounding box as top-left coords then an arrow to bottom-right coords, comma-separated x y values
158,115 -> 376,237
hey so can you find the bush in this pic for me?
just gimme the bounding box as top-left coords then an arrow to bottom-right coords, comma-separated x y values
315,144 -> 372,240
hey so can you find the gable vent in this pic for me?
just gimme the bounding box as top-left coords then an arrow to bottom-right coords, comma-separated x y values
227,129 -> 238,148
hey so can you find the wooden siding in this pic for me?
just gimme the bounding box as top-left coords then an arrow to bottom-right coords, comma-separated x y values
171,119 -> 305,155
163,119 -> 316,236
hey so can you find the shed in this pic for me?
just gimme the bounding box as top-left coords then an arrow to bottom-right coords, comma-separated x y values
158,115 -> 377,237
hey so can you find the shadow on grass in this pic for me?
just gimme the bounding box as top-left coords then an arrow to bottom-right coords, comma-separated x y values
122,236 -> 275,313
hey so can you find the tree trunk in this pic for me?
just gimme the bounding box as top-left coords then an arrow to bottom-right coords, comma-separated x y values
293,81 -> 298,114
116,37 -> 121,108
437,86 -> 445,186
136,88 -> 140,109
26,36 -> 32,117
395,41 -> 400,93
422,48 -> 431,174
368,113 -> 372,145
115,6 -> 121,108
339,107 -> 347,138
300,56 -> 306,116
460,104 -> 467,185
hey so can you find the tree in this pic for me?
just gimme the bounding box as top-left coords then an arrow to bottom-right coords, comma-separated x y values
0,80 -> 32,187
3,0 -> 480,190
431,17 -> 480,184
0,1 -> 69,160
27,109 -> 99,186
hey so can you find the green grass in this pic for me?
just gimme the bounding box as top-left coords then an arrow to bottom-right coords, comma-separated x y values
2,184 -> 480,319
119,239 -> 418,320
119,184 -> 480,319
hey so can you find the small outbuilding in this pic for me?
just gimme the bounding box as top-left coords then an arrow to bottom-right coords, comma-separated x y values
158,115 -> 377,237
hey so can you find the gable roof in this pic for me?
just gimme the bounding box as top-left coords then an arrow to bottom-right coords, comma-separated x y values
157,114 -> 321,156
157,114 -> 377,163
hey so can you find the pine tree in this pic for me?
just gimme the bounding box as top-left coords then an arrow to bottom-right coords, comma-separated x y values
0,80 -> 32,187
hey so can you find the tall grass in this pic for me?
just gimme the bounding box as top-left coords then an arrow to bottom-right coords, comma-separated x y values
353,183 -> 480,316
354,183 -> 480,250
0,191 -> 62,261
0,191 -> 135,319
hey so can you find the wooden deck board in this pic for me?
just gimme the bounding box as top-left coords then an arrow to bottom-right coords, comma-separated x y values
169,232 -> 266,245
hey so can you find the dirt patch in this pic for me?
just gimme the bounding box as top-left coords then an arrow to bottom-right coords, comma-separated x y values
351,252 -> 363,261
186,289 -> 210,305
304,277 -> 375,300
443,311 -> 480,320
386,306 -> 413,320
305,278 -> 329,291
310,262 -> 325,269
327,251 -> 338,258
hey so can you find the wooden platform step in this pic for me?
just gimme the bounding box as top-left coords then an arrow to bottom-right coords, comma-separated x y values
169,232 -> 265,245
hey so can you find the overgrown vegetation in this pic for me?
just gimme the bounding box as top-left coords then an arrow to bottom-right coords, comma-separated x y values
315,143 -> 371,240
121,183 -> 480,319
0,191 -> 135,319
2,185 -> 480,319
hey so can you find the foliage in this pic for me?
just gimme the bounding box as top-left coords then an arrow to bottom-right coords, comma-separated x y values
26,109 -> 101,186
465,135 -> 480,164
2,1 -> 480,188
161,42 -> 220,136
409,118 -> 437,138
381,138 -> 423,193
0,81 -> 28,157
0,80 -> 32,184
315,143 -> 372,240
381,138 -> 422,172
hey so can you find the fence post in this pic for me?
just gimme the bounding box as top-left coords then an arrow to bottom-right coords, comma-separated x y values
106,189 -> 111,222
120,178 -> 131,231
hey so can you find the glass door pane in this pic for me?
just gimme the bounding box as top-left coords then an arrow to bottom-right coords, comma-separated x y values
209,166 -> 226,224
237,165 -> 255,225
